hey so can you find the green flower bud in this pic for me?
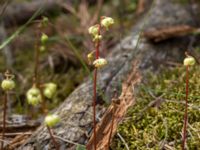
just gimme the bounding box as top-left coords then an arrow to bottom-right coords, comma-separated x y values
1,79 -> 15,91
42,16 -> 49,27
183,56 -> 196,66
43,83 -> 57,99
27,87 -> 42,106
93,58 -> 108,68
39,45 -> 46,52
88,25 -> 99,37
45,114 -> 60,127
101,16 -> 114,30
87,51 -> 94,64
41,33 -> 48,45
93,35 -> 102,42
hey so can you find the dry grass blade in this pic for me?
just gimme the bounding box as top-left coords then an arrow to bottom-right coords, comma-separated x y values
86,61 -> 141,150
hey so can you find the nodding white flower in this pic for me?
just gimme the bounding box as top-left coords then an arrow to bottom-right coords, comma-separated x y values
93,58 -> 108,68
88,25 -> 99,37
93,35 -> 102,42
43,83 -> 57,99
41,33 -> 48,44
27,87 -> 42,106
101,16 -> 114,30
45,114 -> 60,127
1,79 -> 15,91
183,56 -> 196,66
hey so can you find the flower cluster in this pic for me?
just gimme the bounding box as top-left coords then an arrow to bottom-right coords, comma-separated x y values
26,82 -> 57,106
87,16 -> 114,69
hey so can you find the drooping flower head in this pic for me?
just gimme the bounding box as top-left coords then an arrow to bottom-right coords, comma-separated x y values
45,114 -> 60,127
27,86 -> 42,106
88,24 -> 99,37
183,56 -> 196,66
101,16 -> 114,30
93,58 -> 108,68
1,71 -> 15,91
43,82 -> 57,99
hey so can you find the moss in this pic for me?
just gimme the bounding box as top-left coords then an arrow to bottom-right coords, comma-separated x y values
112,66 -> 200,149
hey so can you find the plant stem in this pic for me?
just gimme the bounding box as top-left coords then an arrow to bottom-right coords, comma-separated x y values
182,65 -> 189,150
1,91 -> 8,150
34,26 -> 40,85
93,24 -> 101,150
47,125 -> 59,150
34,27 -> 47,115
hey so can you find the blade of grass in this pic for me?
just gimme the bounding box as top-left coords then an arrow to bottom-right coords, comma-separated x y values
0,5 -> 44,50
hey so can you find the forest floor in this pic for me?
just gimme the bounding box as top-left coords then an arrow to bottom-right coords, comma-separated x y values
0,0 -> 200,149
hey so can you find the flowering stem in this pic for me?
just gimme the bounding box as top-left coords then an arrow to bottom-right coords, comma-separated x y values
47,125 -> 59,150
93,24 -> 101,150
34,27 -> 47,115
182,65 -> 189,150
1,91 -> 8,150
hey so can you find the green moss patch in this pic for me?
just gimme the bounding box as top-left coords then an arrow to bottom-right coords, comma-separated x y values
112,66 -> 200,149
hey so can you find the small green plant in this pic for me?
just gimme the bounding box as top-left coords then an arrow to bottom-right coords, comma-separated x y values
1,70 -> 15,150
25,17 -> 60,149
88,16 -> 114,150
182,52 -> 196,150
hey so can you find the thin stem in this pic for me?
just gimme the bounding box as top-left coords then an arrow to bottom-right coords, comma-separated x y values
1,91 -> 8,150
182,65 -> 189,150
93,24 -> 101,150
34,29 -> 40,85
34,26 -> 47,115
47,126 -> 59,150
95,24 -> 101,59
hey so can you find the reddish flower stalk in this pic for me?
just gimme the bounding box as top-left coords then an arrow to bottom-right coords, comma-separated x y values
93,24 -> 101,150
182,65 -> 189,150
1,92 -> 8,150
47,125 -> 59,150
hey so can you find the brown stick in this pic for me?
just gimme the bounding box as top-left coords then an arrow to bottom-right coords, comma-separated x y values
1,92 -> 8,150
